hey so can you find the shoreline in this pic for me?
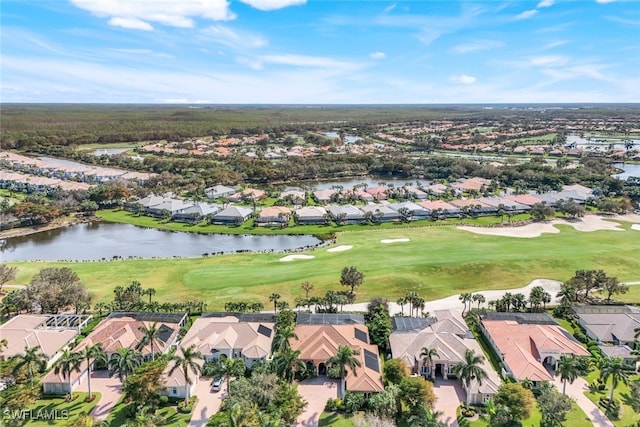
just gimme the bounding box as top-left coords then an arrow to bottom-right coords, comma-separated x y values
0,215 -> 97,240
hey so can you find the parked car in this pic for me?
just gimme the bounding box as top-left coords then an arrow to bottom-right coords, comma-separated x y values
212,377 -> 224,391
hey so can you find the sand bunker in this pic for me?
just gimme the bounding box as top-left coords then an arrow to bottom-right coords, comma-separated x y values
279,254 -> 315,262
632,224 -> 640,231
557,216 -> 623,232
458,223 -> 560,238
380,238 -> 411,243
327,245 -> 353,252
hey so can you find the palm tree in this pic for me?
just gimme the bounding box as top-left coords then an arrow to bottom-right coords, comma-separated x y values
168,344 -> 203,404
109,348 -> 143,382
556,354 -> 579,395
472,293 -> 486,311
452,349 -> 488,405
326,345 -> 361,396
53,349 -> 82,394
137,322 -> 161,361
420,347 -> 439,379
269,293 -> 281,315
599,356 -> 630,403
459,292 -> 472,315
272,349 -> 305,383
11,345 -> 47,384
143,288 -> 156,304
397,297 -> 406,316
209,356 -> 245,395
405,291 -> 418,317
272,325 -> 298,354
300,281 -> 314,298
407,404 -> 446,427
78,344 -> 107,400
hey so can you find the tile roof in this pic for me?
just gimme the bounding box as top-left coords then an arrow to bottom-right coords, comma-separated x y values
0,315 -> 78,361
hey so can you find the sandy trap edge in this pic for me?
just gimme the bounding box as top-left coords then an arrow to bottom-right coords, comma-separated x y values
279,254 -> 316,262
380,238 -> 411,243
327,245 -> 353,252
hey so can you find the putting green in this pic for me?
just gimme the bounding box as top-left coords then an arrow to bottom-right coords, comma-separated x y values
7,222 -> 640,309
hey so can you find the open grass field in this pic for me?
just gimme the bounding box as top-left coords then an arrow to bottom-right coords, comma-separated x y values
584,370 -> 639,426
6,220 -> 640,309
21,392 -> 100,426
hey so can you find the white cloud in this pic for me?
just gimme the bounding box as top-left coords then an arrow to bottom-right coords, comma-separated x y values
236,56 -> 264,70
200,25 -> 268,49
259,54 -> 361,70
516,9 -> 538,20
540,40 -> 569,50
70,0 -> 236,30
529,55 -> 569,67
238,0 -> 305,11
596,0 -> 616,3
107,17 -> 153,31
370,52 -> 386,59
450,74 -> 477,84
537,0 -> 555,8
453,39 -> 504,54
383,3 -> 397,13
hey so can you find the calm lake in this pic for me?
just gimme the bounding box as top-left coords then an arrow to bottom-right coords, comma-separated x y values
0,222 -> 322,262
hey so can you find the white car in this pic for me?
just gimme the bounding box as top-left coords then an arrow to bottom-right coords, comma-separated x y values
212,377 -> 224,392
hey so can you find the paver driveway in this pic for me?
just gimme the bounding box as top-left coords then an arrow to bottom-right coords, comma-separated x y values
88,370 -> 123,420
433,379 -> 465,427
551,374 -> 614,427
295,377 -> 339,427
189,377 -> 225,427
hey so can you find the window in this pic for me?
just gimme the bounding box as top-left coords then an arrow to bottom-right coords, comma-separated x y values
172,388 -> 177,395
483,394 -> 491,403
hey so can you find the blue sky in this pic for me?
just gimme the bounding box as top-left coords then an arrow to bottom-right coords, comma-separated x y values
1,0 -> 639,103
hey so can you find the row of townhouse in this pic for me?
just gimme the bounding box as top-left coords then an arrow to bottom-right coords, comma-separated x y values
0,171 -> 92,194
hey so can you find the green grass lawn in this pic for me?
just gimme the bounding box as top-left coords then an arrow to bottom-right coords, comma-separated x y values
19,392 -> 100,426
584,369 -> 640,426
106,397 -> 192,427
467,401 -> 591,427
7,219 -> 640,309
318,412 -> 355,426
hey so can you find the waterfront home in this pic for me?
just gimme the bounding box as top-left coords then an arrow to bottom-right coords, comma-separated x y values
479,312 -> 589,383
205,185 -> 236,199
294,206 -> 329,225
388,202 -> 430,220
256,206 -> 292,226
146,198 -> 193,218
366,186 -> 388,200
407,188 -> 429,200
326,205 -> 365,224
478,196 -> 530,212
451,177 -> 491,193
418,200 -> 461,217
390,310 -> 500,404
210,206 -> 253,225
359,204 -> 400,222
312,189 -> 336,204
42,312 -> 185,394
424,183 -> 448,196
163,313 -> 275,399
279,188 -> 307,204
229,188 -> 266,203
449,199 -> 496,215
291,313 -> 384,396
172,202 -> 222,223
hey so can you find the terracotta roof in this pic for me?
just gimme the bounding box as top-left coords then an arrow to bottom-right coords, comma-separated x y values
505,194 -> 543,206
290,324 -> 384,393
418,200 -> 458,211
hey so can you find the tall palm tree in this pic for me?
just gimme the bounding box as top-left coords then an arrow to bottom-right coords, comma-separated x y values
109,348 -> 143,382
53,349 -> 82,394
271,325 -> 298,354
144,288 -> 156,304
397,297 -> 406,316
326,345 -> 361,396
452,349 -> 488,405
209,356 -> 245,395
459,293 -> 472,315
599,356 -> 630,403
272,349 -> 305,383
78,344 -> 107,401
11,345 -> 47,384
137,322 -> 161,361
472,293 -> 486,311
556,354 -> 579,395
420,347 -> 439,379
269,293 -> 281,315
168,344 -> 203,404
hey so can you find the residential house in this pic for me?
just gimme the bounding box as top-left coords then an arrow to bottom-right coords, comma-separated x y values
478,197 -> 530,212
255,206 -> 291,226
406,188 -> 429,200
366,186 -> 388,200
418,200 -> 461,217
359,205 -> 400,222
388,202 -> 430,220
279,188 -> 306,205
480,312 -> 589,383
390,310 -> 500,404
450,199 -> 496,215
210,206 -> 253,225
505,194 -> 544,206
229,188 -> 266,203
42,312 -> 185,394
451,177 -> 491,194
294,206 -> 329,225
146,198 -> 193,218
163,313 -> 275,399
204,185 -> 236,200
424,183 -> 448,196
327,205 -> 365,224
172,202 -> 221,223
573,305 -> 640,346
313,189 -> 336,204
291,313 -> 384,395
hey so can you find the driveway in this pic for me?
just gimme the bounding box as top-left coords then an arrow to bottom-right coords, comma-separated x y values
295,377 -> 339,427
88,370 -> 123,420
433,379 -> 465,427
189,377 -> 225,427
551,374 -> 614,427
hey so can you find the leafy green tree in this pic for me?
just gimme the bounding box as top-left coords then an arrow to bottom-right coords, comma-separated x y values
494,382 -> 535,422
109,348 -> 143,382
300,281 -> 314,298
168,344 -> 203,404
599,356 -> 630,403
272,349 -> 304,383
26,267 -> 91,314
537,386 -> 573,427
340,266 -> 364,295
399,376 -> 437,413
421,347 -> 439,379
122,359 -> 167,408
11,346 -> 47,384
365,304 -> 392,351
406,404 -> 446,427
78,344 -> 107,400
0,263 -> 17,294
326,345 -> 361,394
383,358 -> 409,385
451,349 -> 488,405
272,325 -> 297,354
368,384 -> 400,419
53,349 -> 82,393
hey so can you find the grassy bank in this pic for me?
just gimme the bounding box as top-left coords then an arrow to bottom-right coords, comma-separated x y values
7,221 -> 640,309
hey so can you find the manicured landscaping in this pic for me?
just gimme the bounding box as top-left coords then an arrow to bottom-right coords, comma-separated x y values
584,369 -> 640,426
7,221 -> 640,309
106,397 -> 192,427
466,402 -> 591,427
318,411 -> 355,426
22,392 -> 101,426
